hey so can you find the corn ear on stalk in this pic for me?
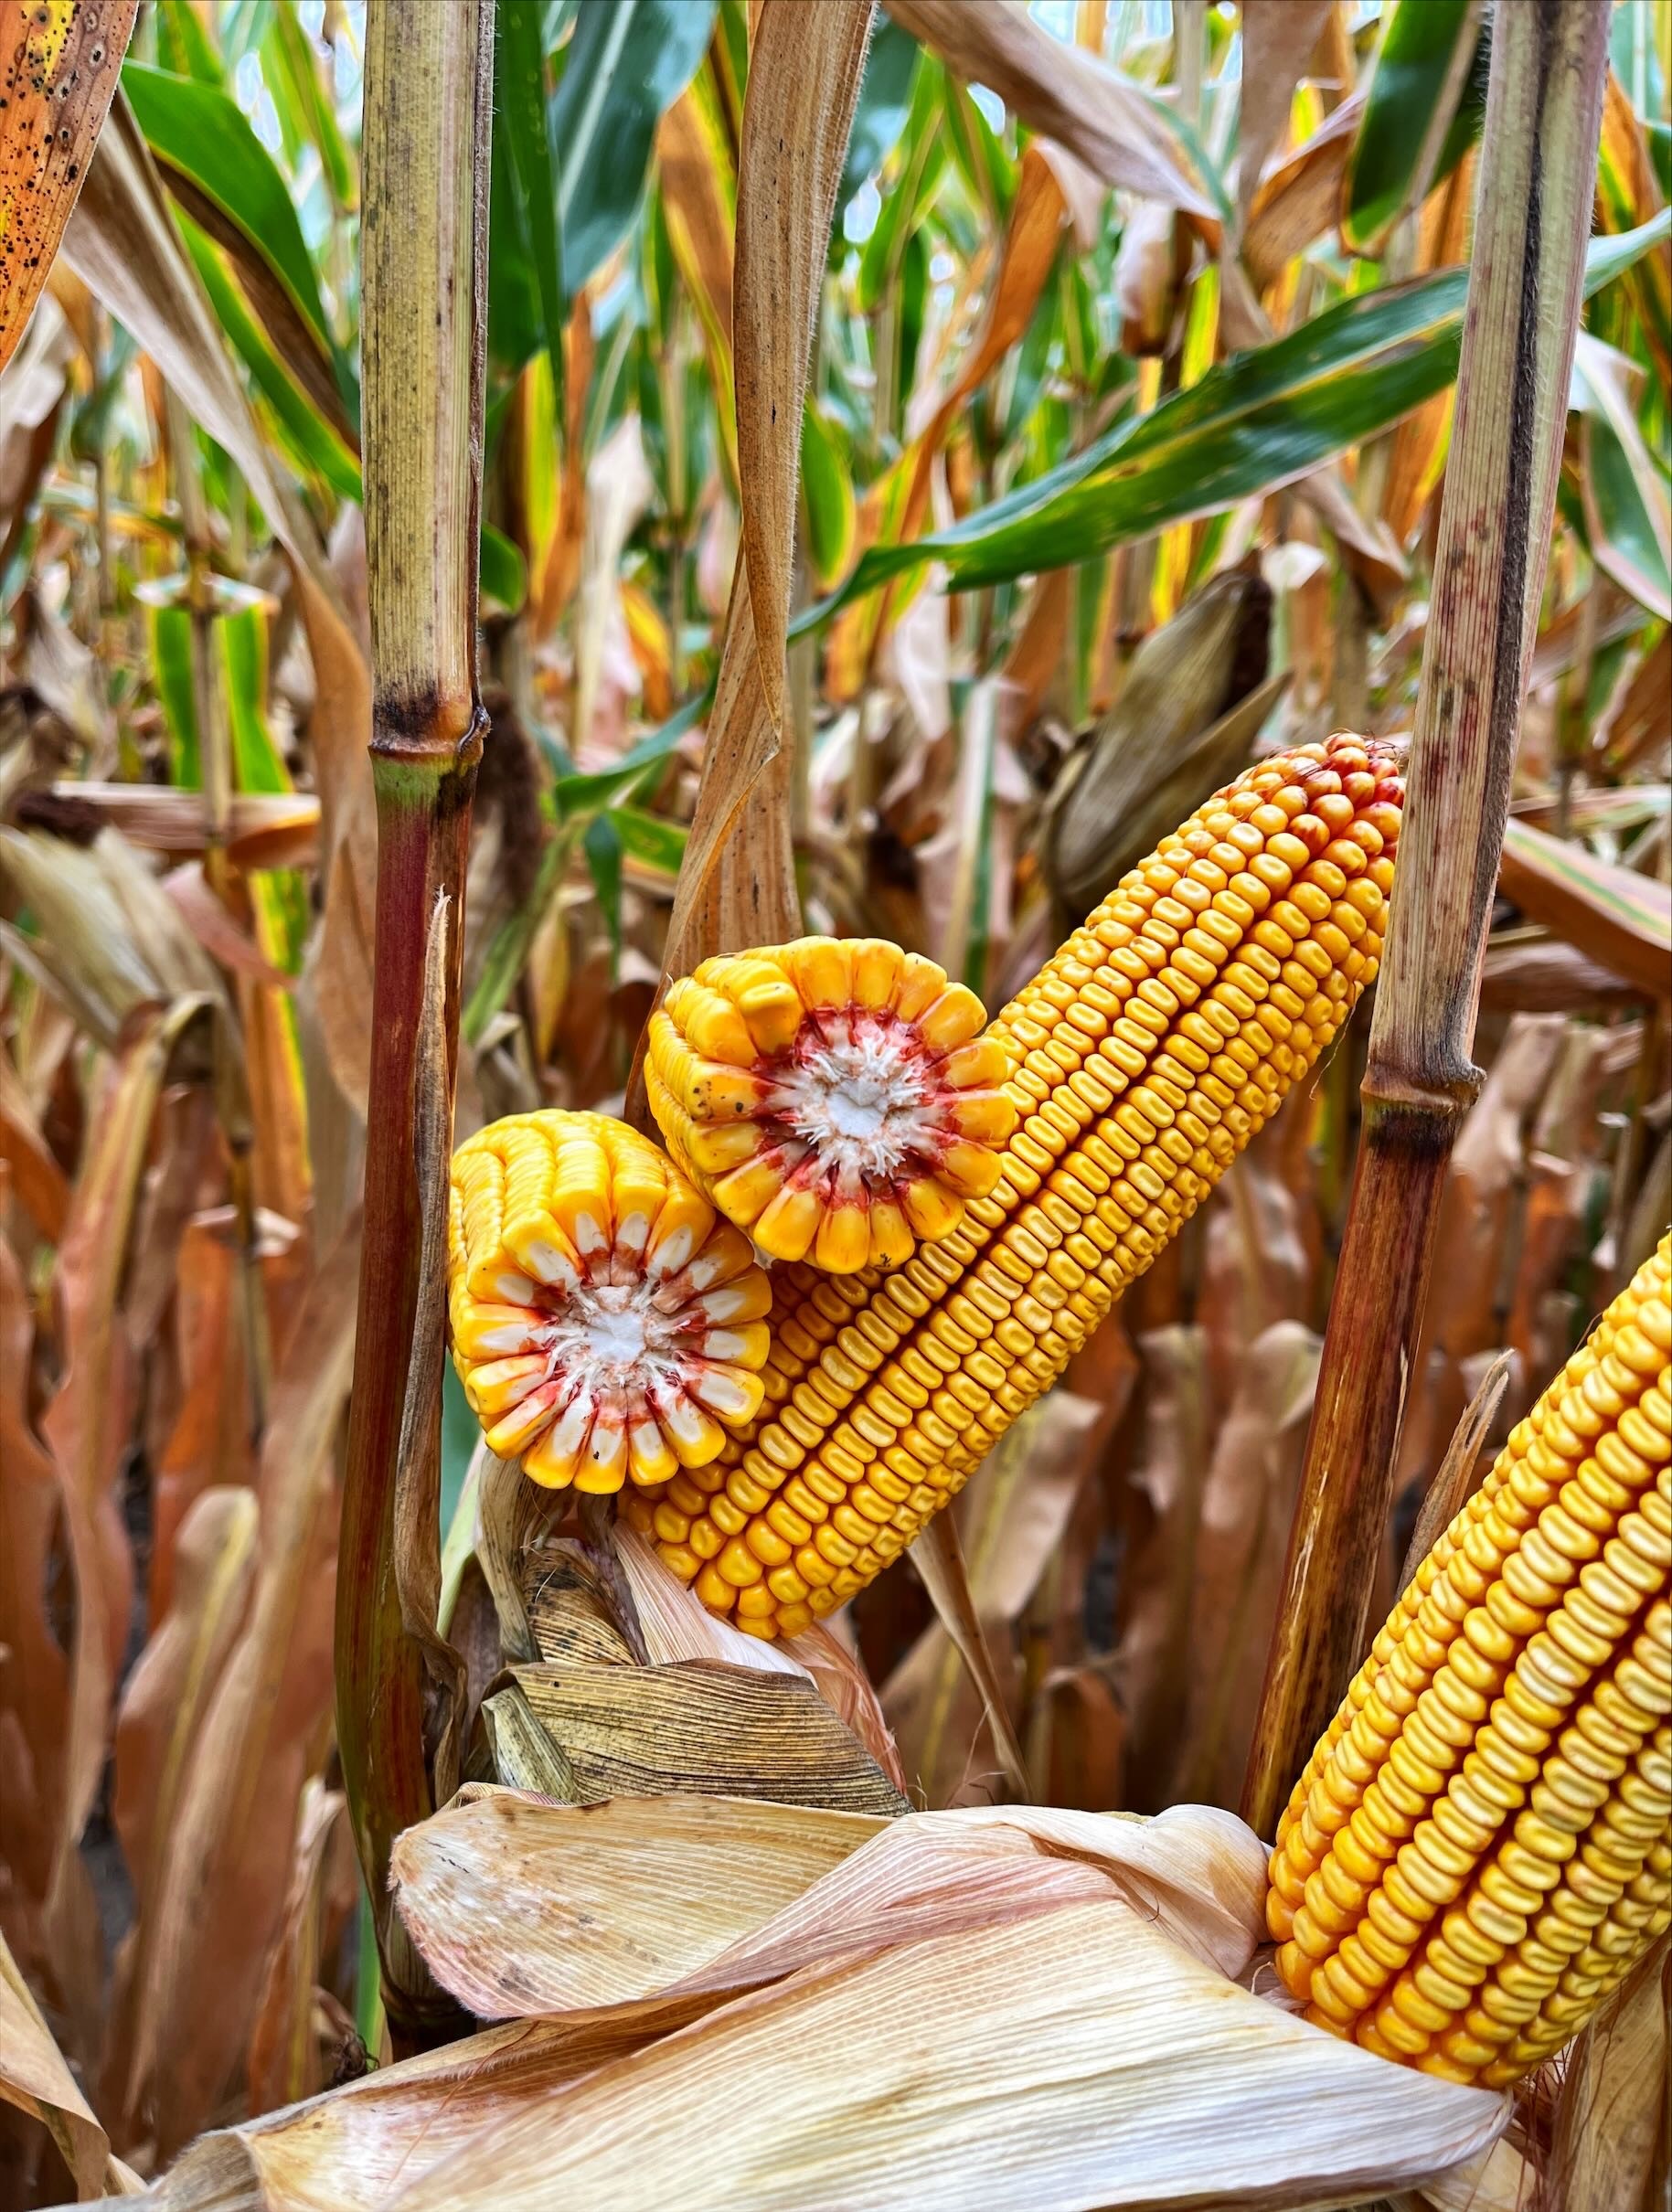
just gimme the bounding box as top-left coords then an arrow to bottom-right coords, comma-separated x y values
1268,1236 -> 1671,2088
646,941 -> 1017,1272
448,1111 -> 772,1491
622,734 -> 1405,1637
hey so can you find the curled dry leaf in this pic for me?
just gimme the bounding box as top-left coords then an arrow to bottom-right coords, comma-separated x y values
391,1788 -> 887,2018
41,997 -> 214,2041
0,1923 -> 121,2201
245,1781 -> 353,2118
1243,91 -> 1365,292
1173,1319 -> 1322,1812
1544,1938 -> 1669,2212
0,1226 -> 69,1951
41,784 -> 323,872
121,1225 -> 361,2158
1234,1 -> 1336,234
380,1822 -> 1500,2212
886,0 -> 1214,218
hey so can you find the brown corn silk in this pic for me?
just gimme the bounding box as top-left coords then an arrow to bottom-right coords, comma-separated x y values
620,734 -> 1405,1637
1269,1235 -> 1671,2088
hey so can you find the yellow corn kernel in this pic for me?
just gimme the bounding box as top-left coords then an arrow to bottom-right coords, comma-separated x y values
620,736 -> 1407,1640
448,1111 -> 771,1493
647,936 -> 1019,1272
1269,1236 -> 1672,2087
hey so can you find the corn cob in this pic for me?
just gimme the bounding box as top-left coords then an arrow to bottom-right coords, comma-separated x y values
646,941 -> 1017,1272
620,733 -> 1405,1637
447,1111 -> 771,1490
1267,1235 -> 1672,2088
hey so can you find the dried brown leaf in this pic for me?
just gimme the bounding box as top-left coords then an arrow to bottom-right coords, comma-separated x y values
1173,1320 -> 1320,1810
0,1036 -> 69,1242
122,1222 -> 360,2155
1497,818 -> 1671,996
507,1657 -> 909,1816
1545,1937 -> 1669,2212
0,1219 -> 69,1937
1243,91 -> 1363,291
45,784 -> 323,872
245,1781 -> 351,2118
1236,1 -> 1336,232
887,0 -> 1214,216
0,1924 -> 122,2200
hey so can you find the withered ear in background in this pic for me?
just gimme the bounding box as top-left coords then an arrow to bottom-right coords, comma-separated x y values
1040,569 -> 1278,922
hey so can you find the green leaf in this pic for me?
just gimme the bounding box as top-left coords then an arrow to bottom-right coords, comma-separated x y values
838,19 -> 920,226
155,0 -> 226,86
181,219 -> 362,502
479,524 -> 529,617
801,400 -> 856,590
1342,0 -> 1488,259
496,0 -> 566,402
553,685 -> 709,818
584,814 -> 623,963
1571,336 -> 1672,620
554,0 -> 716,299
148,601 -> 200,786
800,214 -> 1671,605
858,61 -> 945,313
612,803 -> 687,877
264,5 -> 357,212
1647,119 -> 1672,204
122,61 -> 334,356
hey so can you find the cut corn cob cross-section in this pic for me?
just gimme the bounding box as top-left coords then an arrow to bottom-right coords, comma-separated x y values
1268,1235 -> 1672,2087
645,939 -> 1017,1273
621,734 -> 1405,1637
448,1111 -> 772,1492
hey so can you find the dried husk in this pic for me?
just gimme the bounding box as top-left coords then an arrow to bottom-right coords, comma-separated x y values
85,1796 -> 1508,2212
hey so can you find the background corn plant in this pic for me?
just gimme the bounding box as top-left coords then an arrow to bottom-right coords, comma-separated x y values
0,0 -> 1667,2201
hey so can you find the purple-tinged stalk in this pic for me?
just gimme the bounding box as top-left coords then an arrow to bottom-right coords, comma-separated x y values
334,0 -> 494,2050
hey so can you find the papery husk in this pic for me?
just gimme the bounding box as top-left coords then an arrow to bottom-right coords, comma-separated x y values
390,1788 -> 887,2017
378,1798 -> 1503,2212
83,1796 -> 1507,2212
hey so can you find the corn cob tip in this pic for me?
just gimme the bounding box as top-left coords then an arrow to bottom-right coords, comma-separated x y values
447,1110 -> 772,1493
645,936 -> 1018,1273
1268,1233 -> 1670,2088
623,733 -> 1408,1640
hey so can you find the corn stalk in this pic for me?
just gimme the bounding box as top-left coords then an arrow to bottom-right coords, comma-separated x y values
335,0 -> 494,2045
1242,0 -> 1613,1837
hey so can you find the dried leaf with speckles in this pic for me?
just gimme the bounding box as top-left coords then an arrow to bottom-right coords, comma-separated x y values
0,0 -> 136,376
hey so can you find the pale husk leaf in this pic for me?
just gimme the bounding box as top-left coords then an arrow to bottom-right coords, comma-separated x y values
391,1788 -> 886,2017
387,1896 -> 1506,2212
78,1803 -> 1507,2212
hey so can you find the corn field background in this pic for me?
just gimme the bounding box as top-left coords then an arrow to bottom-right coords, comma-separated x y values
0,0 -> 1667,2207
